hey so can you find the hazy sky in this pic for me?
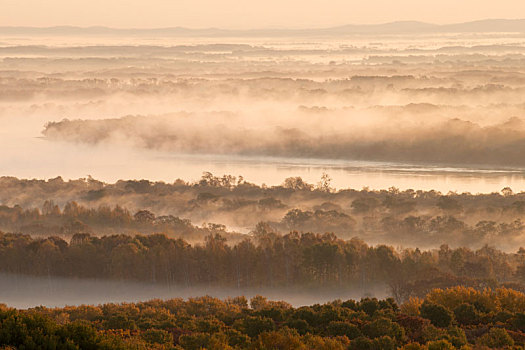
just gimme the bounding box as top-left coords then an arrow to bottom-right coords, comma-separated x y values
1,0 -> 525,29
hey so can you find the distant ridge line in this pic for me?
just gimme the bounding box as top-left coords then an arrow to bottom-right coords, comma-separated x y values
1,19 -> 525,37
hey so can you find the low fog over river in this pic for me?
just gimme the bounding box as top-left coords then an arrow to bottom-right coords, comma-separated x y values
0,273 -> 388,309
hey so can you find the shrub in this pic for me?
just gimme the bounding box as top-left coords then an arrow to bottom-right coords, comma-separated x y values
426,339 -> 455,350
141,329 -> 172,345
326,321 -> 362,339
420,302 -> 453,328
453,303 -> 479,325
477,328 -> 514,348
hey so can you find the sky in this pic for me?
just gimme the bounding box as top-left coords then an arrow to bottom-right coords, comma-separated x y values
1,0 -> 525,29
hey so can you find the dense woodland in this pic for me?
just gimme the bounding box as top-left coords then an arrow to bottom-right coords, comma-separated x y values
4,175 -> 525,349
2,230 -> 525,303
4,287 -> 525,349
1,174 -> 525,249
3,174 -> 525,306
0,199 -> 244,243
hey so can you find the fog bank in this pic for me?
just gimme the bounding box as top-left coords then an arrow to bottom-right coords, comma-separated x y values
0,273 -> 388,309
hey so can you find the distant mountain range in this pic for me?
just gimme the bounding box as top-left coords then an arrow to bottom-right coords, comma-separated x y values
2,19 -> 525,37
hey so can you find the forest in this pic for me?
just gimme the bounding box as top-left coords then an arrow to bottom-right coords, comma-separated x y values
1,174 -> 525,249
2,175 -> 525,349
2,229 -> 525,304
3,287 -> 525,349
2,174 -> 525,303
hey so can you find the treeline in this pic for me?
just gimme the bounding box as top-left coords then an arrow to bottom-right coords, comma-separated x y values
0,201 -> 242,242
3,174 -> 525,249
4,287 -> 525,349
2,230 -> 525,302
